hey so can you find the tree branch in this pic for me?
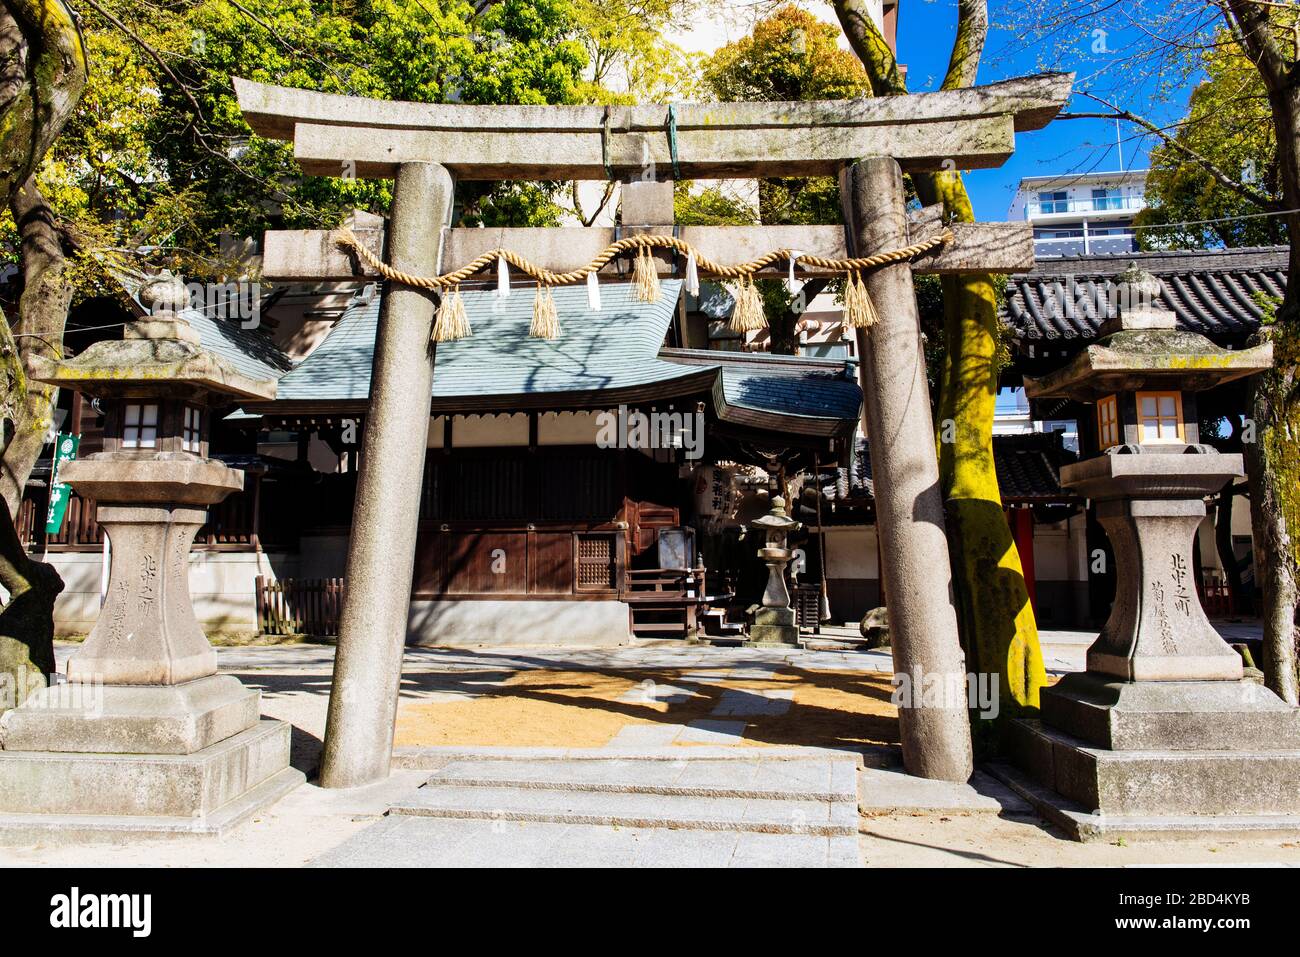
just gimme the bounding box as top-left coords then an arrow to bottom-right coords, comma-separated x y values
1063,91 -> 1281,210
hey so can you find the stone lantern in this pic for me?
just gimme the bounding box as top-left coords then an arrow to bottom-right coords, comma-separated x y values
746,496 -> 801,647
0,274 -> 302,837
1004,265 -> 1300,839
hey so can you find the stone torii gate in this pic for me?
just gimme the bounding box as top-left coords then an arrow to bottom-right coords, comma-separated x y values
236,72 -> 1073,788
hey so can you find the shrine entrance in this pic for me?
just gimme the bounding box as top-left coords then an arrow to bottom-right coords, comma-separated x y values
235,72 -> 1073,787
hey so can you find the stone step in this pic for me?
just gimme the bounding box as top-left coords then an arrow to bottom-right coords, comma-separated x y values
313,815 -> 862,867
390,784 -> 859,835
428,757 -> 858,802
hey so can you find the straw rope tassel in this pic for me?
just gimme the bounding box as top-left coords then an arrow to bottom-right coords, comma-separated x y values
531,284 -> 561,339
632,246 -> 660,303
844,270 -> 880,330
432,284 -> 472,342
728,276 -> 766,333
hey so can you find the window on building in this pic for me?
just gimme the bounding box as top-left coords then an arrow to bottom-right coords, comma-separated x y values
1096,395 -> 1120,449
122,402 -> 159,449
182,406 -> 203,453
1090,187 -> 1123,211
1036,191 -> 1068,214
1136,391 -> 1183,443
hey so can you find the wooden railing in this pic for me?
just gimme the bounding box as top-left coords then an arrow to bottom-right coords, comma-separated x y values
255,576 -> 346,638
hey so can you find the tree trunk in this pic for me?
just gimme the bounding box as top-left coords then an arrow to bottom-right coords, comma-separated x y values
1240,73 -> 1300,704
0,0 -> 87,207
930,261 -> 1046,721
1244,371 -> 1300,704
765,278 -> 828,355
835,0 -> 1046,730
0,0 -> 86,708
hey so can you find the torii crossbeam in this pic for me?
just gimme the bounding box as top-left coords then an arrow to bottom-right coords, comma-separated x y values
235,72 -> 1073,789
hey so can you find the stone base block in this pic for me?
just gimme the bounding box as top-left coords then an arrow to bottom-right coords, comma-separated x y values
0,767 -> 303,845
1009,719 -> 1300,818
745,627 -> 800,647
747,607 -> 799,646
0,675 -> 259,755
0,719 -> 299,820
987,760 -> 1300,843
1041,672 -> 1300,751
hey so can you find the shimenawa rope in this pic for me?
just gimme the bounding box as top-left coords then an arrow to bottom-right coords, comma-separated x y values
334,226 -> 954,341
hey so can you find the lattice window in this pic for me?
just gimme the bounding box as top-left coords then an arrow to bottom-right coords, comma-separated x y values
1136,392 -> 1183,444
575,533 -> 617,591
182,406 -> 203,453
122,403 -> 159,449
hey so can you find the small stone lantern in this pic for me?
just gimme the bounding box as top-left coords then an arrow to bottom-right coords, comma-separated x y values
0,273 -> 302,836
746,496 -> 801,647
1004,265 -> 1300,837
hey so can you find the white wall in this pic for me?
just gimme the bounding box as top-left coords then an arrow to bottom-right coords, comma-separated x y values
46,550 -> 301,639
823,525 -> 878,579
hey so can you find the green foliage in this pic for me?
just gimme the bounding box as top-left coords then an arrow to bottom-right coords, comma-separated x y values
672,181 -> 756,226
569,0 -> 706,102
2,0 -> 598,290
673,3 -> 870,352
701,3 -> 869,102
1136,35 -> 1282,250
688,4 -> 870,229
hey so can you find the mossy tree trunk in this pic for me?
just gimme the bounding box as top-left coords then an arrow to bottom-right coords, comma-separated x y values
0,0 -> 86,708
1244,333 -> 1300,704
834,0 -> 1047,729
1229,0 -> 1300,702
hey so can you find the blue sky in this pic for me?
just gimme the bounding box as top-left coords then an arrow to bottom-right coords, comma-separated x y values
894,0 -> 1199,221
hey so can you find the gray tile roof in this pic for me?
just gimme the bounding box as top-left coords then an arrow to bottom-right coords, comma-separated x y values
1002,246 -> 1286,343
186,308 -> 293,383
661,348 -> 862,423
844,432 -> 1078,503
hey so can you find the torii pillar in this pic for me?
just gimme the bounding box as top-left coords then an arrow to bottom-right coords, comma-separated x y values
842,157 -> 973,782
319,162 -> 453,788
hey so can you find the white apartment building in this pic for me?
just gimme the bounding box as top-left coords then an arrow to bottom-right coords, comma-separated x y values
1007,170 -> 1148,257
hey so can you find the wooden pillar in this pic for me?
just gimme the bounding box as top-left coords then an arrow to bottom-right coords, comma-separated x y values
840,157 -> 973,782
319,162 -> 453,789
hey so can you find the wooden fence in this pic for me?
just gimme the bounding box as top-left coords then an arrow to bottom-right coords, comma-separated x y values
255,576 -> 346,638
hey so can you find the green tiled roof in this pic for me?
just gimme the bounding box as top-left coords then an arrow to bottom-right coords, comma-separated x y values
276,281 -> 705,403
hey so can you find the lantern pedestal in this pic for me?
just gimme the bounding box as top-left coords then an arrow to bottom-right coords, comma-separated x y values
1065,452 -> 1246,682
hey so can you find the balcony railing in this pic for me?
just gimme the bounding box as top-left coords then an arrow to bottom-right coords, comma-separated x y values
1025,196 -> 1144,217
